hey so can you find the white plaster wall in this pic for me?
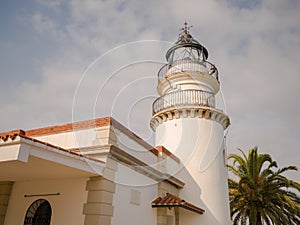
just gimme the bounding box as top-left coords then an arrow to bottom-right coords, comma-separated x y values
34,128 -> 97,149
34,125 -> 158,170
156,118 -> 231,225
115,129 -> 157,169
111,164 -> 157,225
4,178 -> 88,225
0,144 -> 21,162
34,124 -> 159,172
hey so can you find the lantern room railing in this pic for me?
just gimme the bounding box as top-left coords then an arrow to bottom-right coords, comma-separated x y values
152,89 -> 215,115
158,59 -> 219,82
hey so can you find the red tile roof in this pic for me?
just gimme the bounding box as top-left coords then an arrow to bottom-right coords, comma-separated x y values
26,117 -> 111,136
152,193 -> 205,215
0,129 -> 25,141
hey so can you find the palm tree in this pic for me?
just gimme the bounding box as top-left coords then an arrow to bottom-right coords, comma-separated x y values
227,147 -> 300,225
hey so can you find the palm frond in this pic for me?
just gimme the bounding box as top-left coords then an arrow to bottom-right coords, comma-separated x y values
228,147 -> 300,225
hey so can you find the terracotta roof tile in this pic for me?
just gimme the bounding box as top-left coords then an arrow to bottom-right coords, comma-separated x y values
152,193 -> 205,215
26,117 -> 111,136
0,129 -> 26,141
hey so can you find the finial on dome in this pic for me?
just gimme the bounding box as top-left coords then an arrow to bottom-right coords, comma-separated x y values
180,21 -> 193,35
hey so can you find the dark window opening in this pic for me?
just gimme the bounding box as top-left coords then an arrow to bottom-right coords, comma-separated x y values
24,199 -> 51,225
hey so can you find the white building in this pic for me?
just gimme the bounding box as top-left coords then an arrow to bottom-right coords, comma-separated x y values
0,24 -> 231,225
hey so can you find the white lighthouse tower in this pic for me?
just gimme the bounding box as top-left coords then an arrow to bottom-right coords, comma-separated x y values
150,23 -> 231,225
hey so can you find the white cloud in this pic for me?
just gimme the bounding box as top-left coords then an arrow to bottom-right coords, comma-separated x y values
31,12 -> 66,41
35,0 -> 62,9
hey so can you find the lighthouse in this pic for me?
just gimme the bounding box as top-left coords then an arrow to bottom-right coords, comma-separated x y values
150,23 -> 232,225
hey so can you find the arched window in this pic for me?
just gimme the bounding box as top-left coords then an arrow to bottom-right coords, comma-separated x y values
23,199 -> 52,225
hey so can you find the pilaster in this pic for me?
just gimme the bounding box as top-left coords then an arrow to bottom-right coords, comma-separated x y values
157,208 -> 168,225
0,181 -> 13,225
156,150 -> 179,225
83,157 -> 118,225
174,208 -> 179,225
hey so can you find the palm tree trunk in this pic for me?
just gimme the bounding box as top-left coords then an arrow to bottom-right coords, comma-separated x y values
256,213 -> 262,225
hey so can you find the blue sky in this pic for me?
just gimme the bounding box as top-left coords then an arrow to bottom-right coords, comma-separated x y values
1,0 -> 299,181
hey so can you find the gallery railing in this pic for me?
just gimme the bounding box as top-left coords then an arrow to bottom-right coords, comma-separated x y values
152,89 -> 215,115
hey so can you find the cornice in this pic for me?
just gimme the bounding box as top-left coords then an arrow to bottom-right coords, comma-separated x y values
150,106 -> 230,130
109,145 -> 185,188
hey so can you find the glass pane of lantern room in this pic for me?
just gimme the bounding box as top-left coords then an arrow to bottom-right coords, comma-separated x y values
171,47 -> 200,63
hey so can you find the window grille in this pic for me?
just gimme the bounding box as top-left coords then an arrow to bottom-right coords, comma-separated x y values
23,199 -> 51,225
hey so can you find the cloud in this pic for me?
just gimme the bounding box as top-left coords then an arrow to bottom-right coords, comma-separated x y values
35,0 -> 62,9
31,12 -> 66,42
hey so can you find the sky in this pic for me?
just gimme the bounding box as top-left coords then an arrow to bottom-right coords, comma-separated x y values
0,0 -> 299,181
